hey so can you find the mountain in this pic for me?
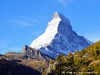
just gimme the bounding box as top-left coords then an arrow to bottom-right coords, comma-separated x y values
30,12 -> 92,59
0,12 -> 95,75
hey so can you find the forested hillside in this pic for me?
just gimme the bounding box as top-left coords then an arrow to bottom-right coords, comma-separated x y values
42,41 -> 100,75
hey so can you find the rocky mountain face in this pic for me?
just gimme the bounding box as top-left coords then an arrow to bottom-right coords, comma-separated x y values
22,45 -> 53,60
29,12 -> 92,59
2,50 -> 49,73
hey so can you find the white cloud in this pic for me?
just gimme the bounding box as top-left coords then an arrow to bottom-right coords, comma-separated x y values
58,0 -> 100,6
8,16 -> 42,27
58,0 -> 73,6
9,19 -> 31,26
59,0 -> 68,5
20,16 -> 40,23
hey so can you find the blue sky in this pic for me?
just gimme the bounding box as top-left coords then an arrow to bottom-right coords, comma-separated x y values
0,0 -> 100,54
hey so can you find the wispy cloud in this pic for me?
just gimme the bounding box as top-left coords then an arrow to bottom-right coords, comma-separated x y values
8,16 -> 43,27
58,0 -> 73,6
9,19 -> 31,26
59,0 -> 69,5
58,0 -> 100,6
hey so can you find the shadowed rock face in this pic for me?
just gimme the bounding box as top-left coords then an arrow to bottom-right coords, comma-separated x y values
22,45 -> 53,61
0,58 -> 41,75
29,12 -> 93,59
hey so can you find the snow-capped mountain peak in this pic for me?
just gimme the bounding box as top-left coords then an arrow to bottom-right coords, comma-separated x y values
30,12 -> 63,50
30,12 -> 93,58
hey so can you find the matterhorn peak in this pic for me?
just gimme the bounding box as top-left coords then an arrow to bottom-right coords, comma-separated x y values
53,11 -> 68,20
53,12 -> 61,19
30,12 -> 92,59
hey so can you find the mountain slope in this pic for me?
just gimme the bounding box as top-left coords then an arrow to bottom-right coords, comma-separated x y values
1,52 -> 48,73
0,58 -> 41,75
30,12 -> 92,58
42,41 -> 100,75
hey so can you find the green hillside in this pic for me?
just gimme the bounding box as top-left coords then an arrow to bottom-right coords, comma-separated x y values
42,41 -> 100,75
